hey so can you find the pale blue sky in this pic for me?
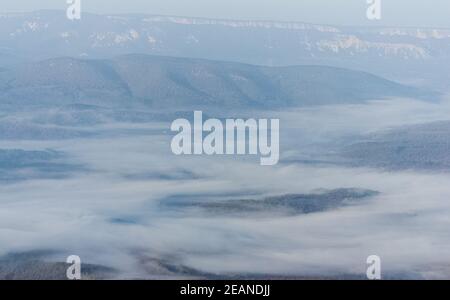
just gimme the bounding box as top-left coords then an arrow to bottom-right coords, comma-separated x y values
2,0 -> 450,28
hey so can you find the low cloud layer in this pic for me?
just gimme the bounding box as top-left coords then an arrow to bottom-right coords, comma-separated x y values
1,98 -> 450,279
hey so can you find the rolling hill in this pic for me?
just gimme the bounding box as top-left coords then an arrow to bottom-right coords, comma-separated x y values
342,121 -> 450,171
0,54 -> 432,109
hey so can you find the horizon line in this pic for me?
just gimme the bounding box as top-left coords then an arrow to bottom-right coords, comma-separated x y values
1,9 -> 450,31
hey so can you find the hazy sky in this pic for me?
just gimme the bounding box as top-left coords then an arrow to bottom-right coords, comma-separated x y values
1,0 -> 450,28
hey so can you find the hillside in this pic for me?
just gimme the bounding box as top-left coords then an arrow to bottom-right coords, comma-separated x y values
0,54 -> 431,109
1,10 -> 450,90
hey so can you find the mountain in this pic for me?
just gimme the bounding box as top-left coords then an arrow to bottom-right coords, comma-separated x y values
0,54 -> 431,109
0,251 -> 115,280
1,10 -> 450,90
161,188 -> 379,217
0,148 -> 85,182
341,121 -> 450,171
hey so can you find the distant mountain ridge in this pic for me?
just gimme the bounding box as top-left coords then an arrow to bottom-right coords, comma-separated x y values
1,10 -> 450,90
2,10 -> 449,62
0,54 -> 431,109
